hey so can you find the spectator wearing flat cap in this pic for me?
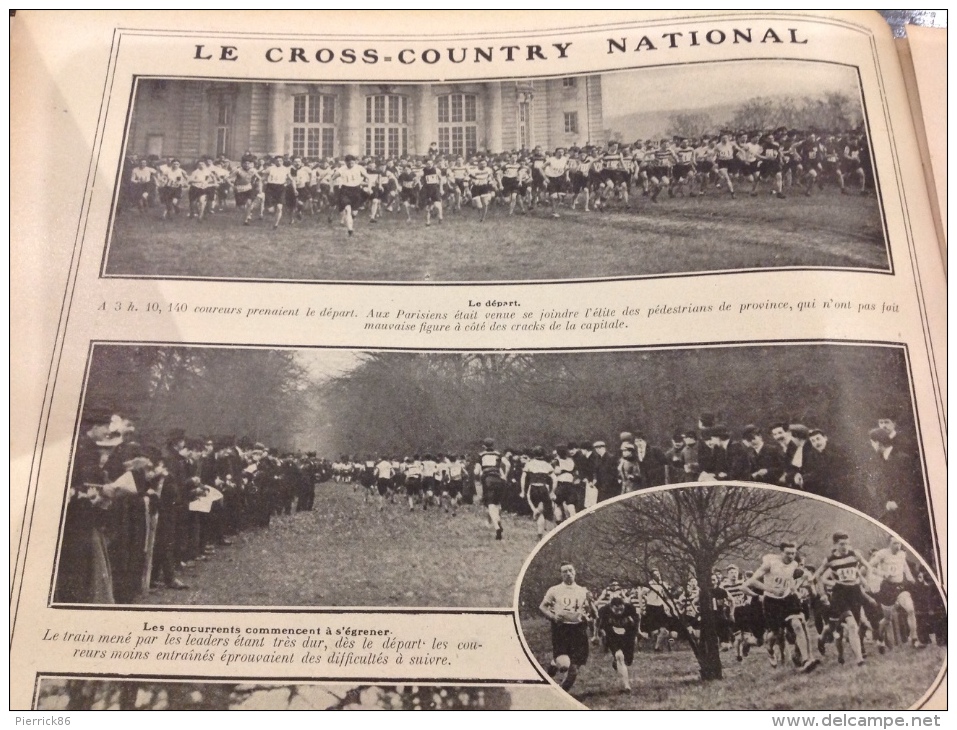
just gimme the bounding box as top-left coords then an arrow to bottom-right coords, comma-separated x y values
705,425 -> 752,482
632,431 -> 669,488
590,440 -> 620,503
741,425 -> 786,485
782,423 -> 814,489
802,428 -> 849,503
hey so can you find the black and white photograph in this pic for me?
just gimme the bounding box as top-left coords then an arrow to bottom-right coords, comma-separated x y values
104,59 -> 888,283
52,341 -> 935,610
10,10 -> 949,714
516,484 -> 946,710
35,677 -> 553,710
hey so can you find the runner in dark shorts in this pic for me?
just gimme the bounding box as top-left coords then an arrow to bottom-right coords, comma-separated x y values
522,446 -> 556,539
571,169 -> 589,194
482,471 -> 505,507
331,155 -> 370,236
401,456 -> 423,511
673,162 -> 694,182
762,593 -> 804,633
264,182 -> 285,209
501,174 -> 520,197
399,184 -> 418,206
419,181 -> 442,205
337,184 -> 365,213
131,181 -> 152,206
874,579 -> 905,608
597,597 -> 638,691
540,563 -> 593,691
418,161 -> 444,225
283,181 -> 299,209
235,187 -> 254,208
158,159 -> 188,218
233,165 -> 264,225
528,481 -> 551,510
405,475 -> 422,496
551,621 -> 590,668
468,160 -> 496,222
642,602 -> 670,635
546,174 -> 567,196
552,445 -> 579,518
446,476 -> 463,499
829,580 -> 867,620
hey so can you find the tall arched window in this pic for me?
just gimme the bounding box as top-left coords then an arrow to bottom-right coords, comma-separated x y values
365,95 -> 408,157
437,93 -> 477,156
292,94 -> 336,158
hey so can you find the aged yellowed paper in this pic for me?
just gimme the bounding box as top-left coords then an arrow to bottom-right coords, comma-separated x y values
11,10 -> 946,714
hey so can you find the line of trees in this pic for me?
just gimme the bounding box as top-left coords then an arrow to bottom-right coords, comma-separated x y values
665,92 -> 863,139
83,346 -> 308,448
81,344 -> 918,488
314,345 -> 913,463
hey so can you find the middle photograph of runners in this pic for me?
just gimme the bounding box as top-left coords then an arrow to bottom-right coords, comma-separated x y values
50,340 -> 936,610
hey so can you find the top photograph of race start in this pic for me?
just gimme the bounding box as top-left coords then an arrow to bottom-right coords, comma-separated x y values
103,59 -> 890,284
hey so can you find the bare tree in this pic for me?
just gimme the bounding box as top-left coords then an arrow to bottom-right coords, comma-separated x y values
84,346 -> 307,448
728,97 -> 778,132
598,485 -> 803,680
724,93 -> 863,134
666,112 -> 714,140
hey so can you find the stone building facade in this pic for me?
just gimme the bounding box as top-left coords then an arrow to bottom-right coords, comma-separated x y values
126,77 -> 604,160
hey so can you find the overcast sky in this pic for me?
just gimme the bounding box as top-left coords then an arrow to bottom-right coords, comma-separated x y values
295,349 -> 364,383
603,59 -> 862,118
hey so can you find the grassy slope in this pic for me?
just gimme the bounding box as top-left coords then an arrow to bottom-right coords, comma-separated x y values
521,617 -> 945,710
106,191 -> 887,282
140,482 -> 537,608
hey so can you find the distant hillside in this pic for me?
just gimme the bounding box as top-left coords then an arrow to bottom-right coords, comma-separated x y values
605,91 -> 863,141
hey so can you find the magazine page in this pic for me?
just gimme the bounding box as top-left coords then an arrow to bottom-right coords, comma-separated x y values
10,10 -> 946,716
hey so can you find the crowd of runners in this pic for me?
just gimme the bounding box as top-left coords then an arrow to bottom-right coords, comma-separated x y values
333,410 -> 927,562
538,533 -> 944,694
120,126 -> 875,235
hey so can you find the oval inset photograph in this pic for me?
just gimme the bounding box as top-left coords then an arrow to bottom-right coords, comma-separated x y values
516,483 -> 945,710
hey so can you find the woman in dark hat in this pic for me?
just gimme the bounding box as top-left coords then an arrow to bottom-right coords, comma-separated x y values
54,410 -> 126,604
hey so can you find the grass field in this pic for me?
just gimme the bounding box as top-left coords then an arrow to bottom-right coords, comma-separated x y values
105,190 -> 888,282
521,618 -> 946,710
140,482 -> 536,607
